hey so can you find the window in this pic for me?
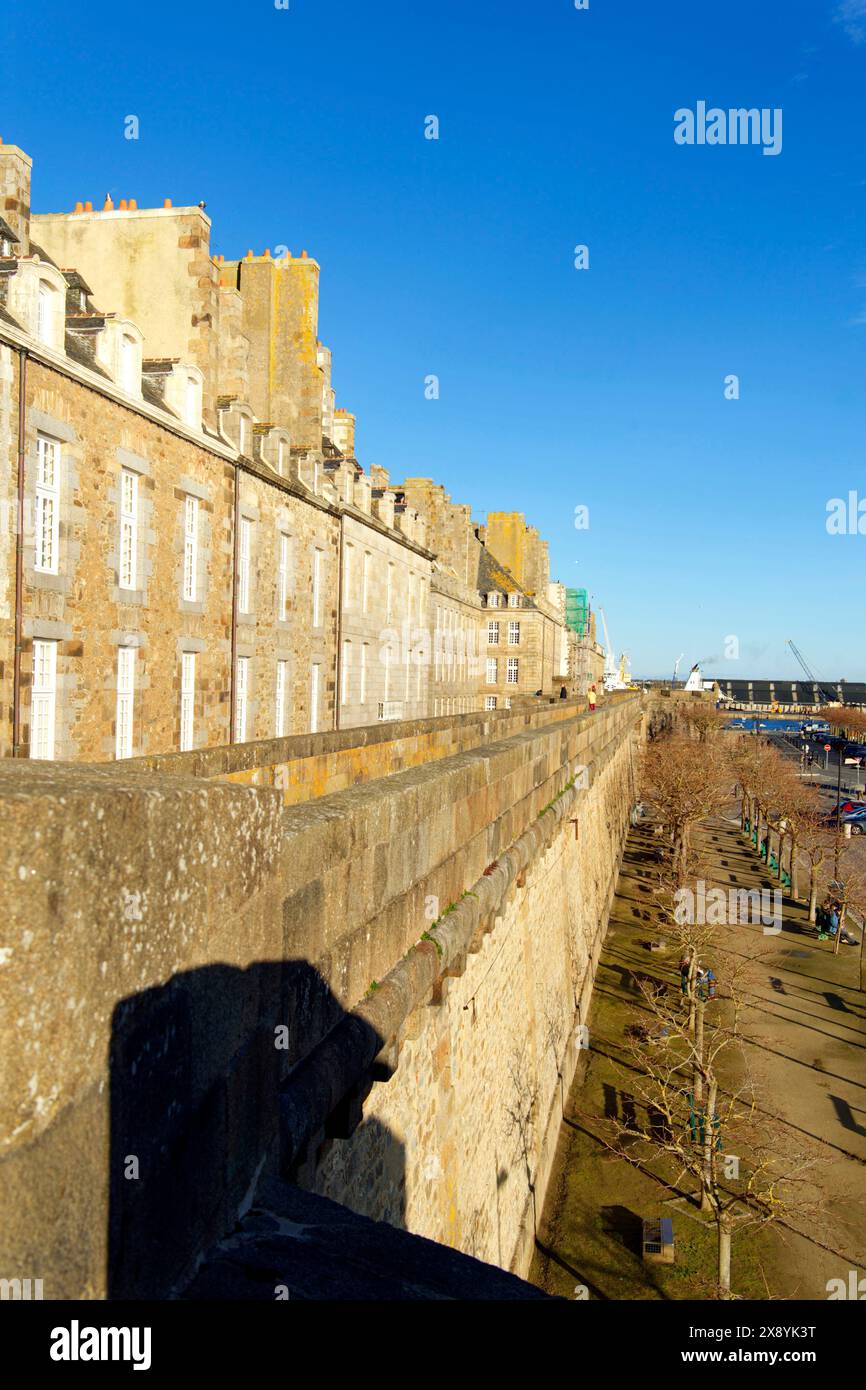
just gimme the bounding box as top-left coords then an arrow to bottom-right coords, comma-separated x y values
275,659 -> 288,737
360,644 -> 367,703
383,643 -> 391,701
485,695 -> 497,711
278,532 -> 291,620
115,646 -> 135,759
487,621 -> 499,646
180,652 -> 196,751
488,592 -> 500,608
235,656 -> 249,742
486,657 -> 498,685
310,663 -> 320,734
238,415 -> 249,457
30,639 -> 57,759
238,517 -> 252,613
508,621 -> 520,645
386,562 -> 394,621
34,435 -> 60,574
183,496 -> 199,601
121,335 -> 138,394
508,592 -> 520,608
505,696 -> 512,709
343,542 -> 353,607
36,283 -> 52,345
342,639 -> 351,704
312,548 -> 323,628
184,374 -> 199,425
507,657 -> 519,684
362,551 -> 370,613
119,469 -> 138,590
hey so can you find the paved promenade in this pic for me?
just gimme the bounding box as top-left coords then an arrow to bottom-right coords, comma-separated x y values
532,816 -> 866,1300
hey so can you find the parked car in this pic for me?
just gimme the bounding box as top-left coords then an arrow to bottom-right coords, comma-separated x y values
843,809 -> 866,835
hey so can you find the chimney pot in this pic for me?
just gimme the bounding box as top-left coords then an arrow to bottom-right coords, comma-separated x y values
103,193 -> 114,211
245,249 -> 254,260
119,198 -> 128,210
74,201 -> 83,213
263,247 -> 270,258
84,201 -> 93,212
301,249 -> 308,258
163,198 -> 172,208
129,198 -> 137,209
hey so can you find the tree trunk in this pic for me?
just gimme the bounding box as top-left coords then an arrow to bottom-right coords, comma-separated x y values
809,866 -> 818,923
718,1215 -> 732,1297
790,835 -> 799,899
694,1000 -> 705,1106
701,1076 -> 718,1216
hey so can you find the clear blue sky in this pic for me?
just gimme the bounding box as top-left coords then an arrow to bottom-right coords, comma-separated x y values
6,0 -> 866,678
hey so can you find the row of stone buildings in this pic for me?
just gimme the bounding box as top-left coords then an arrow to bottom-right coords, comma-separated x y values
0,139 -> 604,762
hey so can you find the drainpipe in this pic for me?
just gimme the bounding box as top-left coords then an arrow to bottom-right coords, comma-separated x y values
333,512 -> 344,730
12,347 -> 27,756
229,463 -> 239,743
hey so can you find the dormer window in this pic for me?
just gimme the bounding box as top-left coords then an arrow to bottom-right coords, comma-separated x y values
37,283 -> 53,345
184,374 -> 201,427
1,238 -> 10,257
508,592 -> 520,608
120,335 -> 138,394
488,592 -> 501,609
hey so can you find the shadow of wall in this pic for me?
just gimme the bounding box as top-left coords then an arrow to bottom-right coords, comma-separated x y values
107,959 -> 401,1299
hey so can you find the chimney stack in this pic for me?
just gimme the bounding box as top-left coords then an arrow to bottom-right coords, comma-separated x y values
0,140 -> 32,253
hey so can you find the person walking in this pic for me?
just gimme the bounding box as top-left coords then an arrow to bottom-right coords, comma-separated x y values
588,683 -> 597,712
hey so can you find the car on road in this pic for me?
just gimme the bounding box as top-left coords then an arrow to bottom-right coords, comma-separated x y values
821,807 -> 866,833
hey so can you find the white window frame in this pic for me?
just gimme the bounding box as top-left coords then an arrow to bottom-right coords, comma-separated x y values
342,639 -> 351,704
36,283 -> 52,345
119,468 -> 139,591
507,657 -> 519,685
121,335 -> 138,394
183,496 -> 199,602
278,532 -> 291,620
277,438 -> 287,475
508,592 -> 520,608
115,646 -> 135,759
488,592 -> 500,609
235,656 -> 249,742
34,434 -> 60,574
486,657 -> 498,685
508,621 -> 520,646
180,652 -> 196,751
343,541 -> 353,609
360,643 -> 367,703
275,659 -> 288,737
312,548 -> 323,628
485,695 -> 497,712
238,517 -> 252,614
30,638 -> 57,759
487,620 -> 499,646
362,551 -> 370,613
310,663 -> 320,734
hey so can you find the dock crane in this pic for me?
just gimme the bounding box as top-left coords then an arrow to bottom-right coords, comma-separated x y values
786,640 -> 838,706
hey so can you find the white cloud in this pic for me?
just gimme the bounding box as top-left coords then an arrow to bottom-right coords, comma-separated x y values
836,0 -> 866,43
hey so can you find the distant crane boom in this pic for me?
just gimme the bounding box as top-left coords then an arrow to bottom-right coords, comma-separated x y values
786,640 -> 837,705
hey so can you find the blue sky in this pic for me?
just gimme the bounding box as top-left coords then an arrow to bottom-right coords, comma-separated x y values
6,0 -> 866,677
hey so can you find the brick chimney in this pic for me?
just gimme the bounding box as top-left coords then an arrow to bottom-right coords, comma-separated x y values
0,139 -> 32,254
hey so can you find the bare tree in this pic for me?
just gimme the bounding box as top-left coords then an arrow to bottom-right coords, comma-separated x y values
644,737 -> 731,885
599,952 -> 820,1296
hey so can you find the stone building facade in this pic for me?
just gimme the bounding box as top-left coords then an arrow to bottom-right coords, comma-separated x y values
0,139 -> 582,761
